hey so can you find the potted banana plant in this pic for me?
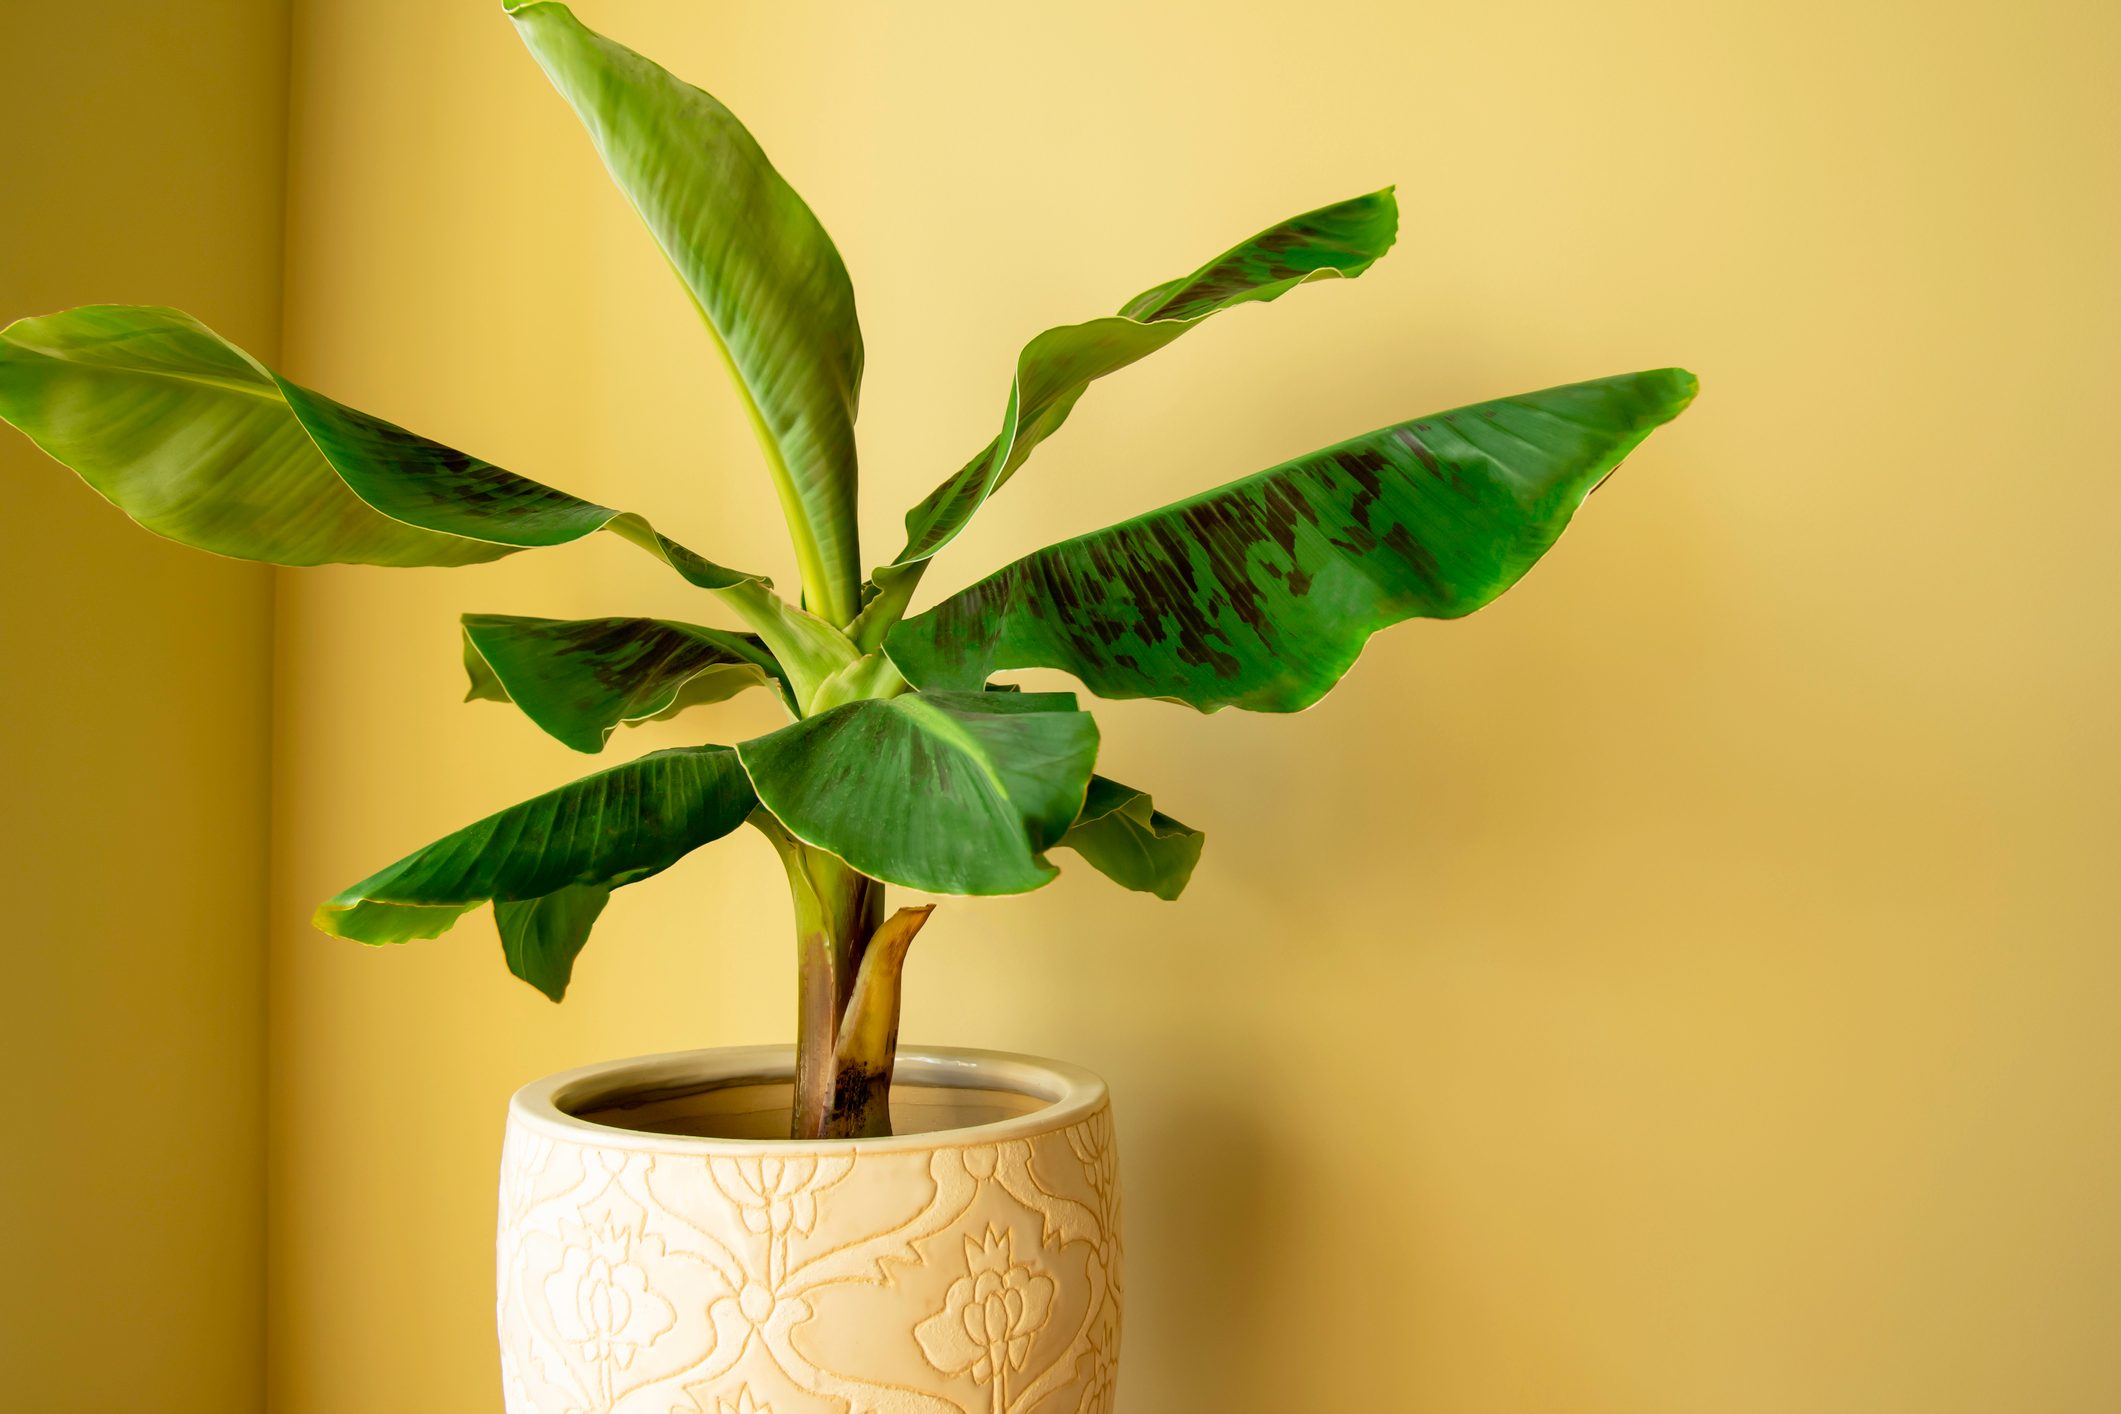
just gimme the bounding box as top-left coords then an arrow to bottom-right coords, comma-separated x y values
0,3 -> 1695,1408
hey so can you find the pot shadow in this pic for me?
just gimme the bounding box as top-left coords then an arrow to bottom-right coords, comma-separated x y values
1120,1090 -> 1309,1414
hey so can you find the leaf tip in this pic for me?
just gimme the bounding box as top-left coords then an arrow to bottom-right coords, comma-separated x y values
1643,367 -> 1700,424
310,898 -> 386,945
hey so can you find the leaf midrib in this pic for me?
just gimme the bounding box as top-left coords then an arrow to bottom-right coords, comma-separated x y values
13,345 -> 280,404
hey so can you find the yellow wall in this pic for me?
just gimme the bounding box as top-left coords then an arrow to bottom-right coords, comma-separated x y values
270,1 -> 2121,1409
0,2 -> 285,1408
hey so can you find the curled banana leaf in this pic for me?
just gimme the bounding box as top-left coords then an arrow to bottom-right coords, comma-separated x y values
1058,776 -> 1204,901
463,614 -> 797,751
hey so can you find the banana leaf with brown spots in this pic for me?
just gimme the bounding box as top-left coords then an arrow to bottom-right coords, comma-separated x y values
884,369 -> 1697,713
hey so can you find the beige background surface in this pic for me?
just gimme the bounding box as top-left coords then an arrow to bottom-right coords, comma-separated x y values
5,0 -> 2118,1410
0,2 -> 284,1408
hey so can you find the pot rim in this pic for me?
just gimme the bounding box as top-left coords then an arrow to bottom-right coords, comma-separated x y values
508,1043 -> 1109,1156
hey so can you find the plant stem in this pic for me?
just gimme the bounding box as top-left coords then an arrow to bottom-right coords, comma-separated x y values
753,815 -> 935,1140
774,842 -> 879,1139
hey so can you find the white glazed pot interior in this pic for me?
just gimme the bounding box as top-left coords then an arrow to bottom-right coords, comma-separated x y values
513,1044 -> 1108,1150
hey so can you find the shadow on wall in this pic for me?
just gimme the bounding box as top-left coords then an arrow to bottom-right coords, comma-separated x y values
1131,1091 -> 1303,1414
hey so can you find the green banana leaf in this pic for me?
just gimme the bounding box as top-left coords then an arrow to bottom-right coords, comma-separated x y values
496,884 -> 611,1001
1058,776 -> 1204,901
508,1 -> 866,624
0,305 -> 757,584
885,369 -> 1698,712
462,614 -> 796,752
862,188 -> 1398,630
737,691 -> 1099,895
314,746 -> 757,984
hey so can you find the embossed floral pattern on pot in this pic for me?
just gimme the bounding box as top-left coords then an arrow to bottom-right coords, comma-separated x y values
915,1227 -> 1057,1412
545,1216 -> 677,1392
497,1047 -> 1121,1413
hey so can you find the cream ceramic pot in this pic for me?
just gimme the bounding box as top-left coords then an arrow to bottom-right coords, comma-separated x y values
497,1046 -> 1123,1413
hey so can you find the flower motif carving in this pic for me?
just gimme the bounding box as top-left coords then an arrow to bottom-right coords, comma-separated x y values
915,1227 -> 1057,1411
543,1216 -> 677,1402
708,1156 -> 841,1239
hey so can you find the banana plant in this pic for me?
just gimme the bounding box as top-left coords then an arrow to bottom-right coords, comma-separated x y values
0,1 -> 1696,1139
